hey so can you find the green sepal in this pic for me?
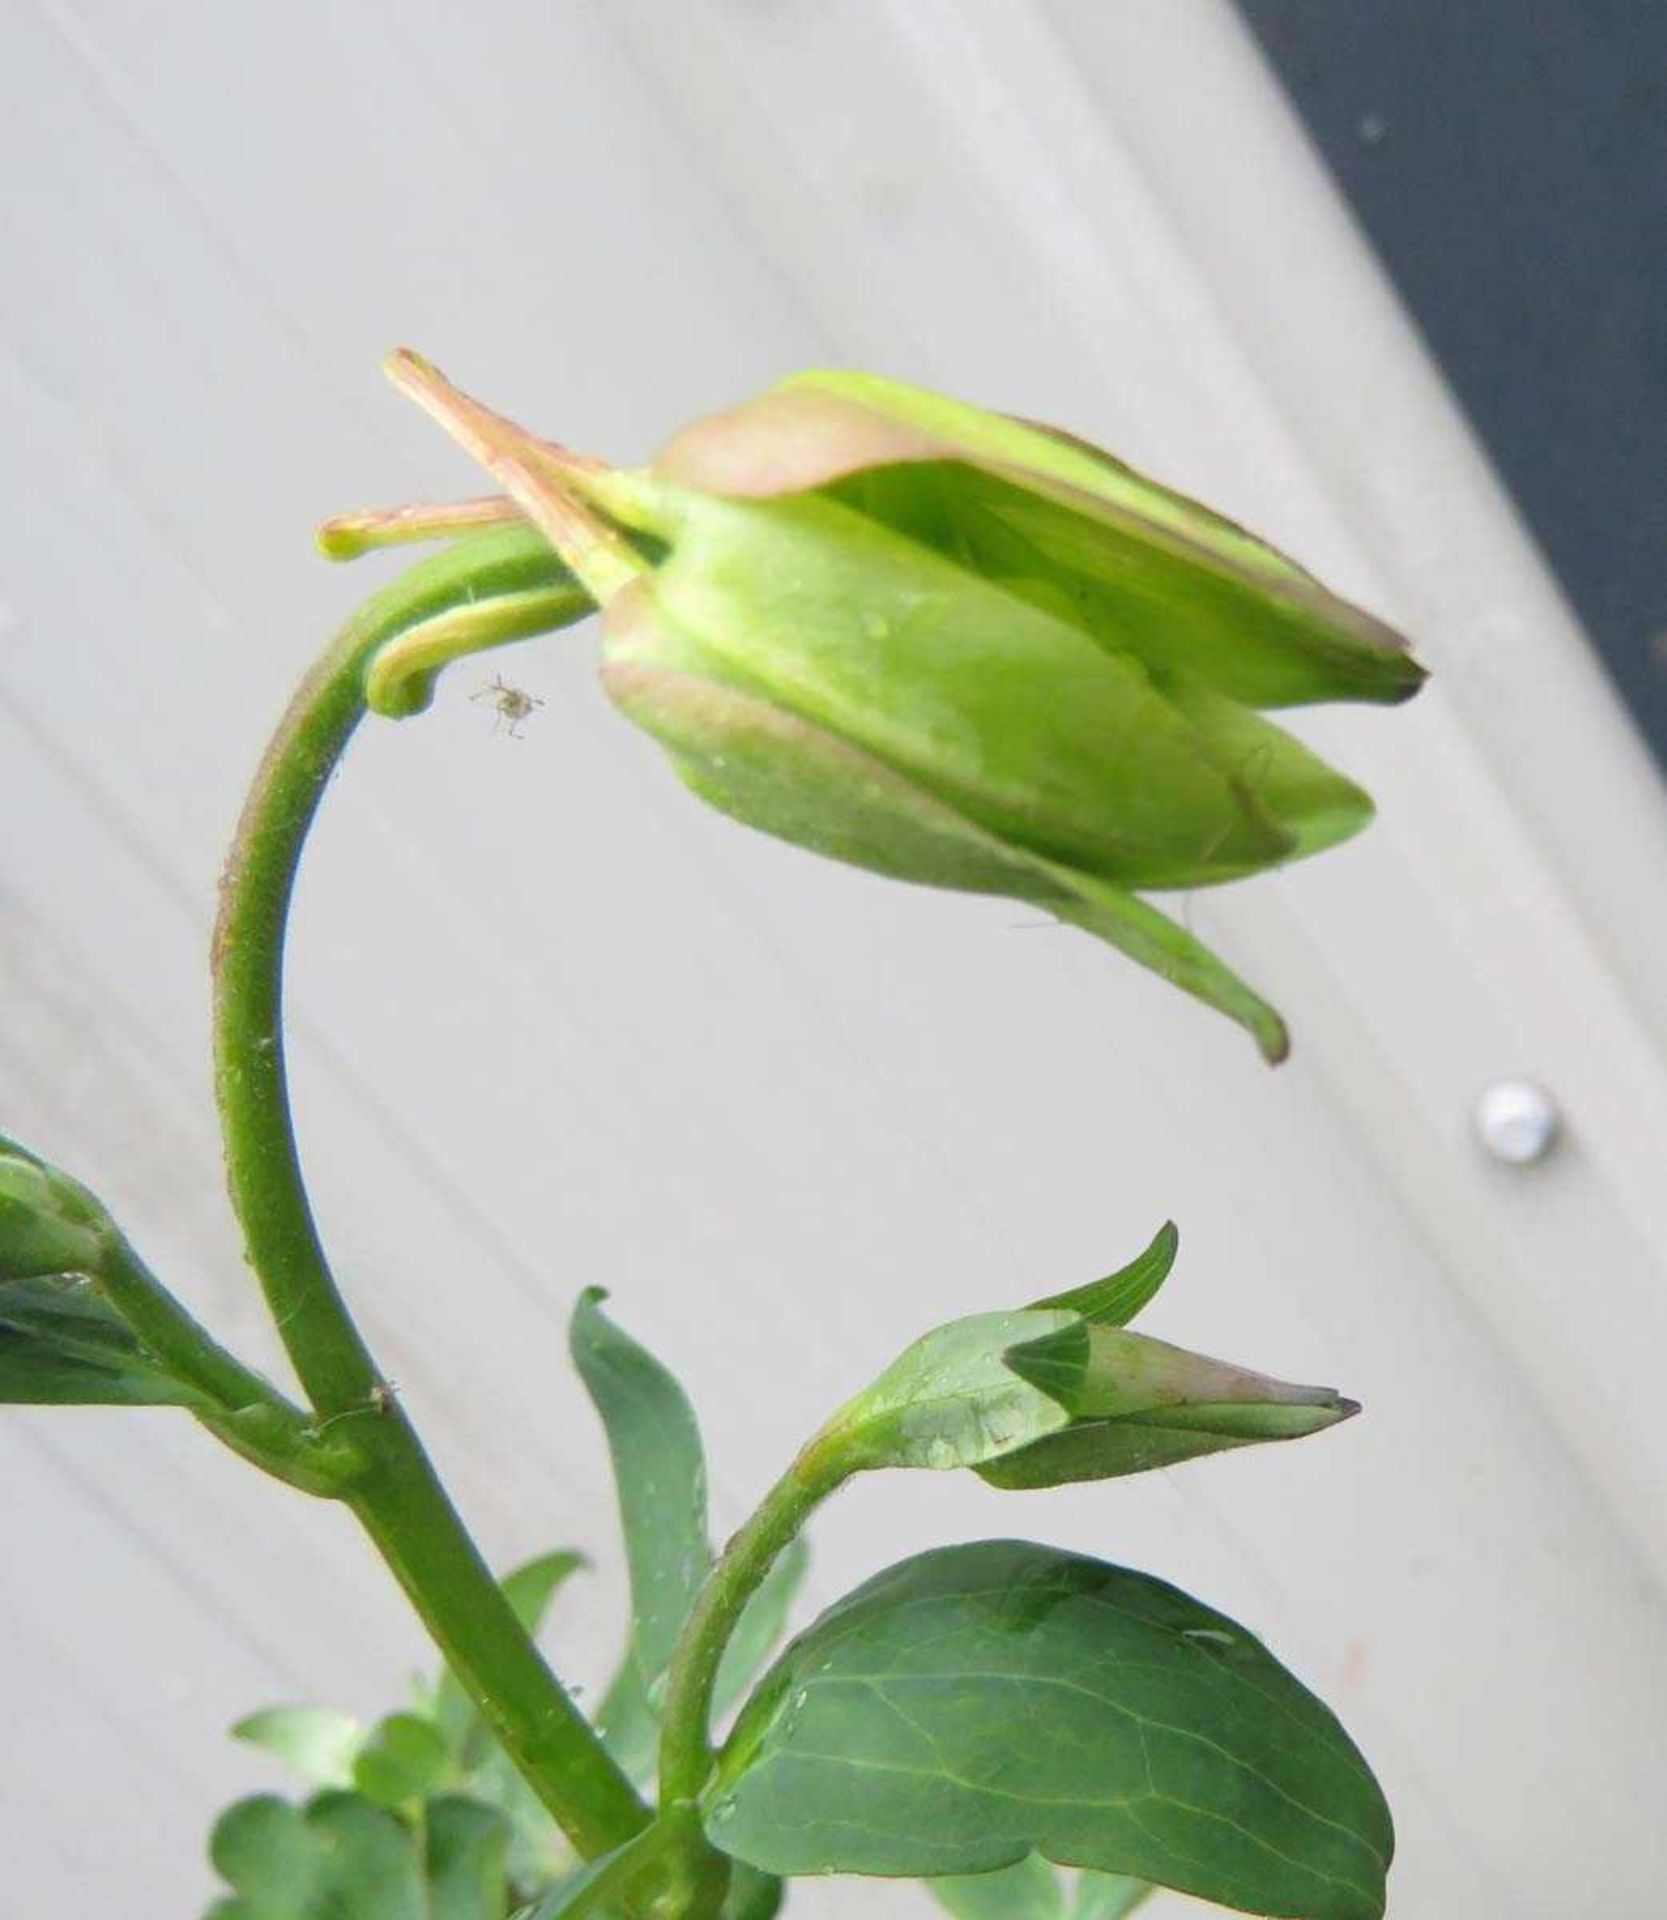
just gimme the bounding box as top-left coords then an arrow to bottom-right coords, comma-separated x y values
603,656 -> 1288,1060
658,367 -> 1424,709
814,1308 -> 1073,1475
0,1133 -> 114,1282
1026,1220 -> 1177,1325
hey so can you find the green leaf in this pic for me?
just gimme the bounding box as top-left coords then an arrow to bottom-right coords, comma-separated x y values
707,1541 -> 1391,1920
816,1308 -> 1073,1473
0,1274 -> 200,1406
303,1793 -> 426,1919
233,1706 -> 366,1789
434,1549 -> 586,1758
207,1790 -> 463,1920
930,1853 -> 1066,1917
210,1797 -> 320,1914
1072,1874 -> 1152,1919
1027,1223 -> 1177,1327
351,1712 -> 451,1808
425,1796 -> 512,1920
572,1290 -> 710,1757
572,1290 -> 709,1676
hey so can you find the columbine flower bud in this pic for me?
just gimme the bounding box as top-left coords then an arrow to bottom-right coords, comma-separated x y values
805,1222 -> 1355,1490
986,1317 -> 1355,1490
382,357 -> 1426,1060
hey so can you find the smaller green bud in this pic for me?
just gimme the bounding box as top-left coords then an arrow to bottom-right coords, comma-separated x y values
811,1222 -> 1354,1491
988,1318 -> 1354,1490
0,1133 -> 113,1283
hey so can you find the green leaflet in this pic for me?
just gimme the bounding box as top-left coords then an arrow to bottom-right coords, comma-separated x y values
707,1541 -> 1391,1920
425,1797 -> 514,1920
351,1713 -> 451,1809
205,1790 -> 508,1920
232,1707 -> 366,1791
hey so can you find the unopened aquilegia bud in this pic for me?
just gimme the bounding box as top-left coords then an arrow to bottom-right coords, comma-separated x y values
369,356 -> 1426,1061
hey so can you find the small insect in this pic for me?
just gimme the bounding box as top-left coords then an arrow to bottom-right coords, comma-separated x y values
472,673 -> 545,738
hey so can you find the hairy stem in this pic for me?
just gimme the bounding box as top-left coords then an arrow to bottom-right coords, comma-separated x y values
211,527 -> 648,1858
659,1442 -> 851,1806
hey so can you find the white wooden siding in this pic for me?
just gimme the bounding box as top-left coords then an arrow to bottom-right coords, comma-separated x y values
3,4 -> 1664,1915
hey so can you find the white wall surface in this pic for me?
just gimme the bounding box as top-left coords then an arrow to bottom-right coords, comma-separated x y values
4,3 -> 1667,1916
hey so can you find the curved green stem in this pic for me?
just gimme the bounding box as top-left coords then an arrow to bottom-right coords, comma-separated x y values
94,1231 -> 355,1493
659,1441 -> 852,1806
212,524 -> 648,1858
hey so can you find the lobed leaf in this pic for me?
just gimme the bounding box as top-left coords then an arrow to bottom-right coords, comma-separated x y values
205,1789 -> 509,1920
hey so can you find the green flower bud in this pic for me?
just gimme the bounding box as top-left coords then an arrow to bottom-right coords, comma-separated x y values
987,1317 -> 1355,1491
0,1133 -> 113,1282
808,1222 -> 1355,1490
383,356 -> 1427,1060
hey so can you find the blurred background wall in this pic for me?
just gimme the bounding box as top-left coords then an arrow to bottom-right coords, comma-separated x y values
3,3 -> 1666,1914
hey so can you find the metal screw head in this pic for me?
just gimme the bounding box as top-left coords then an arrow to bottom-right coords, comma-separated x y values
1474,1079 -> 1562,1165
